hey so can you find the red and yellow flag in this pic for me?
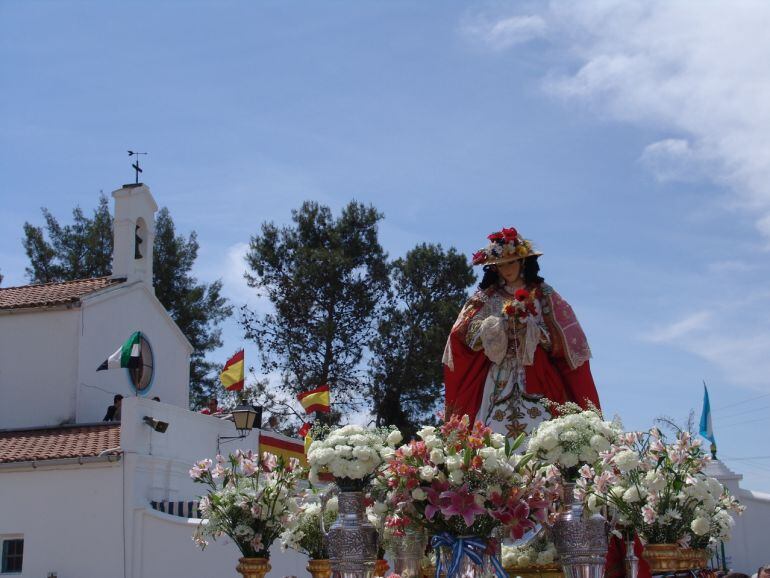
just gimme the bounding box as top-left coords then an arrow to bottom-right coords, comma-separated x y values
259,432 -> 307,466
220,350 -> 244,391
297,385 -> 331,414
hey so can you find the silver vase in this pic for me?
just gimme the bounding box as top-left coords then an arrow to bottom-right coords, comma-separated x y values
391,528 -> 427,578
321,482 -> 378,578
549,482 -> 608,578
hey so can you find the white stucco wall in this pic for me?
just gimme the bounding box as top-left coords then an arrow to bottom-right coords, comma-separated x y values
0,461 -> 124,578
120,397 -> 304,578
0,307 -> 80,428
76,282 -> 191,423
0,399 -> 307,578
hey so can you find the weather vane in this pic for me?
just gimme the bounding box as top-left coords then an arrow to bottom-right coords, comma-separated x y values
127,150 -> 148,184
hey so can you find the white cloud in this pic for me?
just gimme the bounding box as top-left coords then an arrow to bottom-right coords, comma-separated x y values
462,13 -> 547,50
640,138 -> 707,183
645,311 -> 712,343
468,0 -> 770,237
642,298 -> 770,390
220,242 -> 271,314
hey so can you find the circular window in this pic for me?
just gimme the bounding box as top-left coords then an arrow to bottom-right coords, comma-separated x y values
127,335 -> 154,394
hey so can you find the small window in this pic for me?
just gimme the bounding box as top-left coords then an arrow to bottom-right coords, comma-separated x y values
1,538 -> 23,574
127,334 -> 154,394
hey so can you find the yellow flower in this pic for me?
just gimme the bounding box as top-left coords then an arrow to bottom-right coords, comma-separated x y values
516,245 -> 529,257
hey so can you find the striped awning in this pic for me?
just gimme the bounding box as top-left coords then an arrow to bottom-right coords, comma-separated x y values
150,500 -> 201,519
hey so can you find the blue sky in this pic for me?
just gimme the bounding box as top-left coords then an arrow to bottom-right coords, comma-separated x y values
2,1 -> 770,491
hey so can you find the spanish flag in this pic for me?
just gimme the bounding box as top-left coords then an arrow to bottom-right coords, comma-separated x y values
297,385 -> 331,414
220,350 -> 245,391
259,432 -> 307,466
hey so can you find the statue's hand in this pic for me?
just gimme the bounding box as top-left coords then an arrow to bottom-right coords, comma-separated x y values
479,315 -> 508,364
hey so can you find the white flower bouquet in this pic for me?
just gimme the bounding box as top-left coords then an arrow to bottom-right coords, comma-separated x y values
280,490 -> 339,560
527,403 -> 621,481
190,450 -> 301,558
501,532 -> 558,569
307,424 -> 402,488
577,428 -> 744,547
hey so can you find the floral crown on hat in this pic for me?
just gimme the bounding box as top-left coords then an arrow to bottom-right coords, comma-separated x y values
472,227 -> 542,266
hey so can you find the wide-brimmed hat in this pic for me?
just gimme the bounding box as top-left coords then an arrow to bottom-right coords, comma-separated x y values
471,227 -> 542,266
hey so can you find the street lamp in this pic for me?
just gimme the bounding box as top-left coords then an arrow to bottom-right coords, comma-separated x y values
217,401 -> 262,452
232,402 -> 260,436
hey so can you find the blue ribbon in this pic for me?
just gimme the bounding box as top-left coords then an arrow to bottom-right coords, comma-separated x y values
431,533 -> 507,578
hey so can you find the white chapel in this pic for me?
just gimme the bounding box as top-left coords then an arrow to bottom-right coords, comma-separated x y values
0,183 -> 304,578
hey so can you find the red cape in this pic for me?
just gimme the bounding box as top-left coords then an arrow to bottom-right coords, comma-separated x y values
444,286 -> 600,421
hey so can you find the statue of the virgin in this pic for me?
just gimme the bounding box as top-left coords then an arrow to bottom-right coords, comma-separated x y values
443,227 -> 600,437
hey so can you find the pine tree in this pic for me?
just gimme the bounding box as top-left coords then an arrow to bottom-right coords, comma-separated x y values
368,243 -> 475,437
21,195 -> 231,407
240,200 -> 389,413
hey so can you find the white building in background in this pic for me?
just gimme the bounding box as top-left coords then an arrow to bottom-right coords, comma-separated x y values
0,183 -> 304,578
705,460 -> 770,574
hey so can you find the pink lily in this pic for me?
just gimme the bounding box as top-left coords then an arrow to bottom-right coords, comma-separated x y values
425,482 -> 449,521
439,485 -> 486,528
508,501 -> 536,540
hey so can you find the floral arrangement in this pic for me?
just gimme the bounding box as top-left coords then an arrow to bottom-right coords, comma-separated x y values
307,424 -> 402,487
577,428 -> 744,548
502,289 -> 537,323
190,450 -> 301,558
381,414 -> 558,540
501,532 -> 558,569
280,490 -> 339,560
472,227 -> 536,265
527,403 -> 621,481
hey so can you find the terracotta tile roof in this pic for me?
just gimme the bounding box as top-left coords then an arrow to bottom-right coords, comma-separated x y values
0,276 -> 125,310
0,423 -> 121,463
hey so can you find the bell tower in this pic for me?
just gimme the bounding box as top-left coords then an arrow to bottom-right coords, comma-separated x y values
111,183 -> 158,290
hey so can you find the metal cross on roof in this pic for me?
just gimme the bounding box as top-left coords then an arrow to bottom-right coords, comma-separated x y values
127,150 -> 148,184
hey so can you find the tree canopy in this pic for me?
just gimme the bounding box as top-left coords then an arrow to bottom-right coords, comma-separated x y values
368,243 -> 475,437
240,201 -> 389,412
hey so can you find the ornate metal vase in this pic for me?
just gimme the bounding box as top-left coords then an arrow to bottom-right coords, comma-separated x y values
390,528 -> 428,578
549,482 -> 608,578
322,480 -> 378,578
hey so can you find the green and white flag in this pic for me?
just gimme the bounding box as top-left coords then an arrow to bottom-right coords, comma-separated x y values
97,331 -> 142,371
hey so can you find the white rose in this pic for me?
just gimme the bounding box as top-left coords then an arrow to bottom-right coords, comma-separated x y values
691,517 -> 710,536
449,469 -> 464,485
589,435 -> 610,452
379,447 -> 395,460
412,488 -> 427,501
559,452 -> 579,468
540,434 -> 560,451
401,445 -> 413,458
445,455 -> 463,471
644,471 -> 666,492
622,486 -> 643,503
419,466 -> 436,482
490,433 -> 506,448
423,435 -> 442,449
537,550 -> 555,565
430,448 -> 445,464
387,430 -> 403,446
417,426 -> 436,439
614,450 -> 640,473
